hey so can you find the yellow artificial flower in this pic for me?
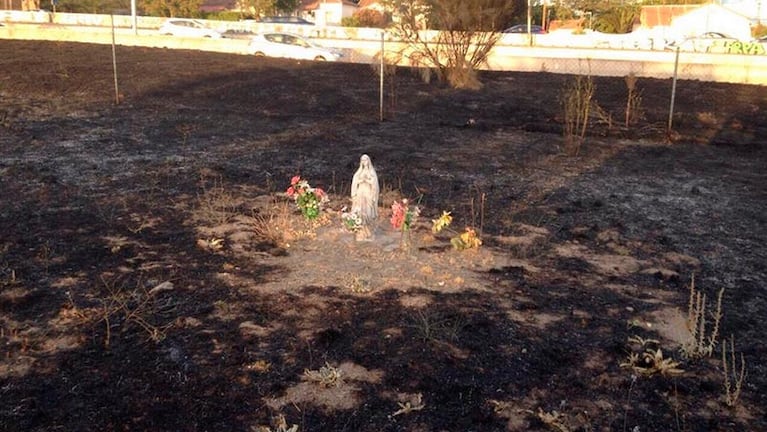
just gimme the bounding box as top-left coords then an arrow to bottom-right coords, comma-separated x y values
431,211 -> 453,233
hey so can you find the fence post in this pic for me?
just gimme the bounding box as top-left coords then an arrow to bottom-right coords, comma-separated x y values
667,47 -> 680,133
111,14 -> 120,105
380,31 -> 384,122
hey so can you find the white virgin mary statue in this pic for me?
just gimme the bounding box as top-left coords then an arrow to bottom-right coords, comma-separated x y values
351,154 -> 380,240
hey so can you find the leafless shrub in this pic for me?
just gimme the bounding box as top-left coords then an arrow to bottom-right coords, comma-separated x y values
624,73 -> 644,127
197,174 -> 238,226
680,274 -> 723,360
73,276 -> 174,349
383,0 -> 514,89
721,335 -> 747,407
561,74 -> 595,156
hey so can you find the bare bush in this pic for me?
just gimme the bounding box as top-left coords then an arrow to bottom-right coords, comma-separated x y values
383,0 -> 515,89
561,74 -> 595,156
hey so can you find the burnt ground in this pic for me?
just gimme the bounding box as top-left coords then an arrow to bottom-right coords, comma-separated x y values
1,40 -> 766,431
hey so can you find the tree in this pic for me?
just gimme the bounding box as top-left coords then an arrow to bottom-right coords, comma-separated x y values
273,0 -> 299,14
383,0 -> 516,89
592,4 -> 639,34
141,0 -> 204,17
234,0 -> 276,19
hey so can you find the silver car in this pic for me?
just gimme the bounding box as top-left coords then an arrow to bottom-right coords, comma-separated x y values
248,32 -> 342,61
158,19 -> 222,39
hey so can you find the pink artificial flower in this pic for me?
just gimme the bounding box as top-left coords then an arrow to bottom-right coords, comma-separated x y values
286,186 -> 295,197
390,201 -> 406,230
314,187 -> 325,198
290,175 -> 301,186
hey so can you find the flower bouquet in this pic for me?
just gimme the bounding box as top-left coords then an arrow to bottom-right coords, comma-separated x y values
286,175 -> 328,220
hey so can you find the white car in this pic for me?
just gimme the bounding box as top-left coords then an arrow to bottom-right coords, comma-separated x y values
158,19 -> 222,39
248,32 -> 342,61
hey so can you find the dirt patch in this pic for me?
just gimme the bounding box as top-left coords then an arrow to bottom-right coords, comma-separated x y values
1,40 -> 766,431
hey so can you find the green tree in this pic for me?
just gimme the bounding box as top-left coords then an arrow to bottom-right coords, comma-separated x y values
233,0 -> 276,19
592,4 -> 639,34
55,0 -> 131,13
141,0 -> 204,17
273,0 -> 299,14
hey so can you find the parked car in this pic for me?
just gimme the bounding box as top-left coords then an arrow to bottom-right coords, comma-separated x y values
258,16 -> 314,25
248,32 -> 342,61
503,24 -> 547,34
665,32 -> 737,53
158,19 -> 222,39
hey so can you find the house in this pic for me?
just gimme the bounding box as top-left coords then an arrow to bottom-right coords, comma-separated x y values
640,4 -> 752,40
671,3 -> 752,40
301,0 -> 359,26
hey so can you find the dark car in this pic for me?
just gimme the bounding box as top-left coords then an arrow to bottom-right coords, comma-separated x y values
258,16 -> 314,25
503,24 -> 547,34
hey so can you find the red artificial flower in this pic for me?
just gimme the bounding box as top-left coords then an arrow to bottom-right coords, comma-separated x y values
290,175 -> 301,186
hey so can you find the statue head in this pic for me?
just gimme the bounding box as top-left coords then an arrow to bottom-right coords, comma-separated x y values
360,154 -> 372,169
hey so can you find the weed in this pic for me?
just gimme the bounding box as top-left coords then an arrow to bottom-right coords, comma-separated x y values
536,408 -> 570,432
621,336 -> 684,377
624,73 -> 644,127
250,200 -> 291,247
254,414 -> 298,432
721,335 -> 746,407
392,393 -> 425,417
303,362 -> 343,387
346,275 -> 372,293
91,276 -> 173,348
197,174 -> 237,226
681,274 -> 723,360
561,74 -> 595,156
409,309 -> 464,344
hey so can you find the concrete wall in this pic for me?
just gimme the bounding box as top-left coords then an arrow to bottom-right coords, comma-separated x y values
2,12 -> 766,85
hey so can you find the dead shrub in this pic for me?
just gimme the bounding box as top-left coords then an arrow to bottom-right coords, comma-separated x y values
561,74 -> 595,156
680,274 -> 723,360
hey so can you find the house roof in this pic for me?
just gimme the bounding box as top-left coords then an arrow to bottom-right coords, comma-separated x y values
301,0 -> 359,10
640,5 -> 701,27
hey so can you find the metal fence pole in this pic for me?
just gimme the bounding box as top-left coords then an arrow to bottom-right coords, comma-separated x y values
111,14 -> 120,105
379,31 -> 384,122
667,47 -> 680,132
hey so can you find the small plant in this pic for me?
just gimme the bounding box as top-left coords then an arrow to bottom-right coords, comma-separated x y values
392,393 -> 425,417
254,414 -> 299,432
681,274 -> 724,360
286,175 -> 328,220
721,335 -> 746,407
197,175 -> 237,225
561,74 -> 595,156
304,362 -> 343,387
536,408 -> 570,432
621,335 -> 684,377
